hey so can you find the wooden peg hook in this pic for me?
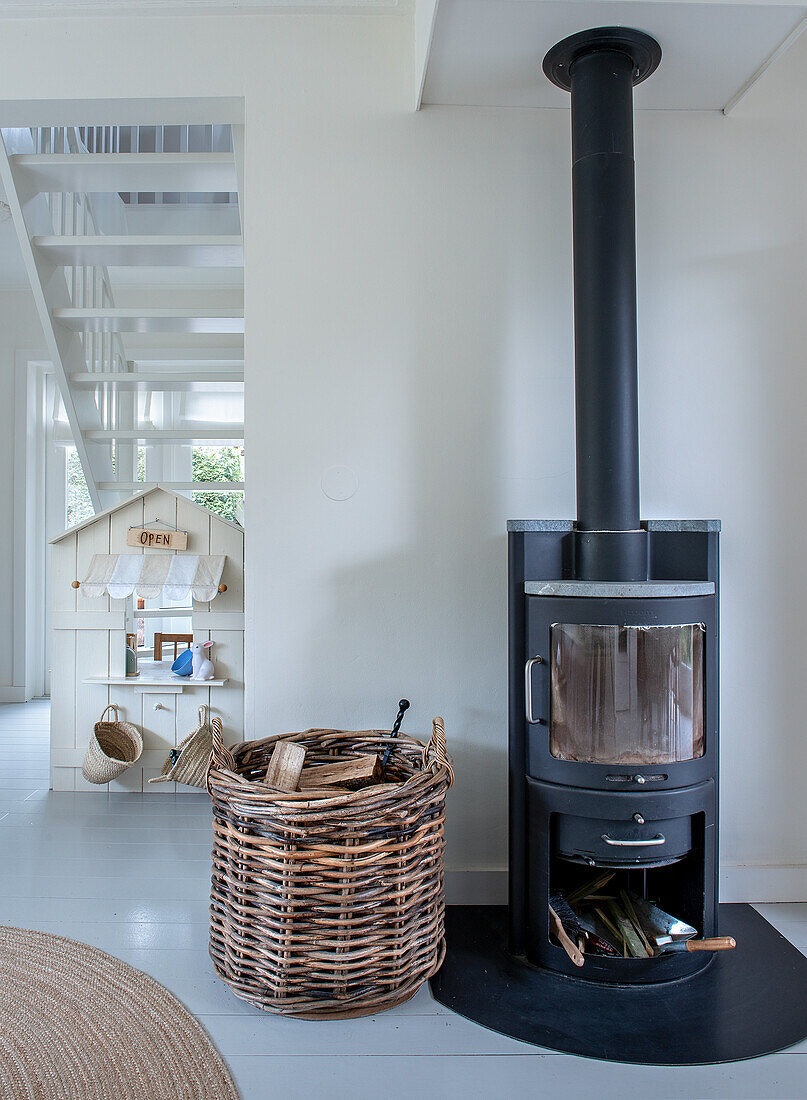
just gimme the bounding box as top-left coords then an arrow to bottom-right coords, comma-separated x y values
72,580 -> 80,589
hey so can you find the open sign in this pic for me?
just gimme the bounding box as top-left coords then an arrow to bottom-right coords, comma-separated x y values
126,527 -> 188,550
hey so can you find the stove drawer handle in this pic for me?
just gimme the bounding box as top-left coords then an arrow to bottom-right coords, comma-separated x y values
524,656 -> 544,724
601,833 -> 666,847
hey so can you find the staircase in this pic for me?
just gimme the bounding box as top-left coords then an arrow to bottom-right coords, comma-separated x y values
0,124 -> 244,512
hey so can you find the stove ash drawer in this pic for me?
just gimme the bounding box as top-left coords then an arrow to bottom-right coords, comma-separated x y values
554,812 -> 692,867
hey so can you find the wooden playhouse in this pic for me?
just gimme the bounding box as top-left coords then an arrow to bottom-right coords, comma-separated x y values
49,485 -> 244,792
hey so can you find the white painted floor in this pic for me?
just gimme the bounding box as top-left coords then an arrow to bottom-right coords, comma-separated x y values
1,700 -> 805,1100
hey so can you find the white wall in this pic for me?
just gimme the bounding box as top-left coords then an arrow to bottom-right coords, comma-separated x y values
0,12 -> 805,897
0,290 -> 44,696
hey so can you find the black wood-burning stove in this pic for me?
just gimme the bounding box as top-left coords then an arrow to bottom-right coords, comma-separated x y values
508,522 -> 719,983
508,27 -> 720,984
431,25 -> 807,1064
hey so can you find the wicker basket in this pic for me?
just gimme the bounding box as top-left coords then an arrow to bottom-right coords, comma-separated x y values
207,718 -> 453,1019
82,704 -> 143,784
149,705 -> 219,788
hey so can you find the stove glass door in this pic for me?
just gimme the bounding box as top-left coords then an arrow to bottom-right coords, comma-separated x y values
549,623 -> 705,764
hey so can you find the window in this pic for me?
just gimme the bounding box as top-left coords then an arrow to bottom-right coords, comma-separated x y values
66,447 -> 93,528
192,445 -> 244,522
130,594 -> 192,664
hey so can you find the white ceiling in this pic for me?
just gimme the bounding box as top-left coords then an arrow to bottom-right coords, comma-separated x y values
421,0 -> 807,111
0,0 -> 405,12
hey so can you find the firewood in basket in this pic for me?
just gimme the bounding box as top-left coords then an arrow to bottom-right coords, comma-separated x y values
263,741 -> 307,790
298,754 -> 382,789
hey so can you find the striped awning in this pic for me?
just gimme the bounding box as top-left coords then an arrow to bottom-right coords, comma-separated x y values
81,554 -> 226,602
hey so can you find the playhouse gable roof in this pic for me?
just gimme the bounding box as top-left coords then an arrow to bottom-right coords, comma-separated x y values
49,485 -> 243,545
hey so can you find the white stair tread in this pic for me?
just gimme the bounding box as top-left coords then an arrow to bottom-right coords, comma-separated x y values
86,429 -> 244,442
11,152 -> 237,194
70,371 -> 243,391
127,348 -> 244,365
34,235 -> 243,267
53,308 -> 244,334
98,481 -> 244,492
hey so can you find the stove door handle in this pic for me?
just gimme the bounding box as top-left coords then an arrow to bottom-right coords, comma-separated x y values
524,656 -> 544,724
601,833 -> 666,847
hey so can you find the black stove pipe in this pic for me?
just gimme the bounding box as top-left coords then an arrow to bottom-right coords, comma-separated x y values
571,48 -> 639,533
544,28 -> 661,579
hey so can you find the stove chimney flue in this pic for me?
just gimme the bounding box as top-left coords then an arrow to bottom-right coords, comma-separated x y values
544,28 -> 661,579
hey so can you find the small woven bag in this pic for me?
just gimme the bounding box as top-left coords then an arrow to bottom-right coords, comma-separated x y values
82,704 -> 143,784
149,705 -> 219,788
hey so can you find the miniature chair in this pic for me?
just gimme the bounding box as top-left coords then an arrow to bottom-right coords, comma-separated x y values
153,633 -> 193,662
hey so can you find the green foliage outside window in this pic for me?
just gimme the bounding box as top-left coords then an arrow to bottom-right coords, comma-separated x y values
66,445 -> 243,527
66,448 -> 93,528
192,446 -> 244,523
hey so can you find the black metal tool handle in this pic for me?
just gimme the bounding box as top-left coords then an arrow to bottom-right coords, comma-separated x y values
381,699 -> 410,773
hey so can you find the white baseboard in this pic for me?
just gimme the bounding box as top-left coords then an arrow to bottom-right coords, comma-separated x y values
0,687 -> 27,703
446,868 -> 507,905
445,865 -> 807,905
720,864 -> 807,903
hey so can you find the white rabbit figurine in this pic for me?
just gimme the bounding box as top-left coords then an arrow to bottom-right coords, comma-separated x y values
190,640 -> 215,680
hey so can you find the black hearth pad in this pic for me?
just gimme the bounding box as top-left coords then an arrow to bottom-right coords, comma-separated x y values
429,903 -> 807,1065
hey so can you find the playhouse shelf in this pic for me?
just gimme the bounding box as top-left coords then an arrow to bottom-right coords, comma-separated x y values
82,676 -> 229,688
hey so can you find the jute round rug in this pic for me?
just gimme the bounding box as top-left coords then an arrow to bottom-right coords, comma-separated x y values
0,926 -> 239,1100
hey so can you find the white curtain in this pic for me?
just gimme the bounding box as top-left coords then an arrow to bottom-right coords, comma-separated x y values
81,554 -> 226,602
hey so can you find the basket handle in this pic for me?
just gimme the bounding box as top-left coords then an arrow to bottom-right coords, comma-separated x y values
425,716 -> 454,787
99,704 -> 121,723
209,715 -> 235,773
198,704 -> 209,728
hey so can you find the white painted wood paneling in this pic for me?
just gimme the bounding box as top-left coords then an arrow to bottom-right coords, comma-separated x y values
77,513 -> 111,615
140,690 -> 178,793
76,630 -> 113,752
109,496 -> 146,555
53,612 -> 124,630
209,630 -> 243,746
51,530 -> 77,616
212,520 -> 243,614
49,629 -> 75,791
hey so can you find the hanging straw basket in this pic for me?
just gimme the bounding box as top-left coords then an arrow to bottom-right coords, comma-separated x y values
82,704 -> 143,785
207,718 -> 454,1019
149,705 -> 219,789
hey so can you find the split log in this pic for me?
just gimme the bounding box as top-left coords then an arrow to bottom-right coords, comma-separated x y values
263,742 -> 306,791
298,754 -> 382,790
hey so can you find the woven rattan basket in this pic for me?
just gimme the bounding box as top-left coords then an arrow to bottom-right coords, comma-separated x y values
149,705 -> 218,788
207,719 -> 453,1019
82,704 -> 143,784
